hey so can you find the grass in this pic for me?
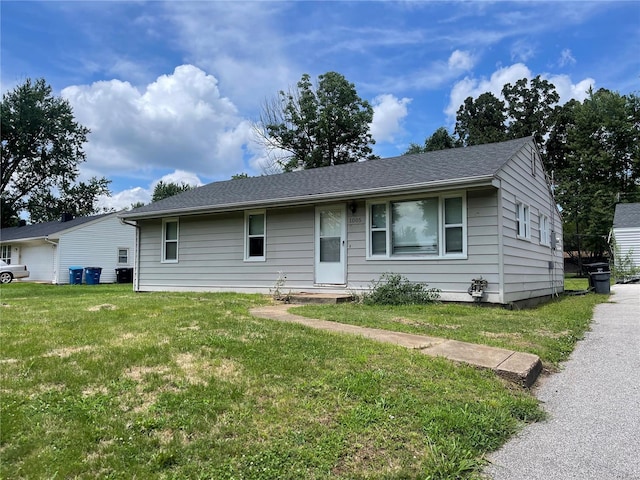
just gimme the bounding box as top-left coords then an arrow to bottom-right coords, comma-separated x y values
293,280 -> 607,369
0,282 -> 605,479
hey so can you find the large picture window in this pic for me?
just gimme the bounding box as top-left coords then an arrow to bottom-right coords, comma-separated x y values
245,211 -> 266,261
368,194 -> 466,258
162,219 -> 179,262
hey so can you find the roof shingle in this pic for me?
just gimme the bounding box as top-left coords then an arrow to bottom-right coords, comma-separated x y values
121,136 -> 533,219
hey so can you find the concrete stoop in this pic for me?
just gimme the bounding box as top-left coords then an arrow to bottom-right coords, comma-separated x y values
251,305 -> 542,387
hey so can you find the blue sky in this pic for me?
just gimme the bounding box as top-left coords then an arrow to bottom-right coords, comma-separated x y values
2,1 -> 639,211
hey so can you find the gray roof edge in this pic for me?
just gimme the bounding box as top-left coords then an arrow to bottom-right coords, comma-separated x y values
119,175 -> 497,220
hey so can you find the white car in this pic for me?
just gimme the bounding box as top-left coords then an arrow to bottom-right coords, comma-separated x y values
0,260 -> 30,284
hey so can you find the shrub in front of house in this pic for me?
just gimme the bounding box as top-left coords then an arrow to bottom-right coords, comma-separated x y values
363,273 -> 441,305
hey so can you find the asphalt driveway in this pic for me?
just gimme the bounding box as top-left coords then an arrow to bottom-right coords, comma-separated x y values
485,283 -> 640,480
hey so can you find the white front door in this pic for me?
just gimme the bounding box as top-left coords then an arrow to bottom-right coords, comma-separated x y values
315,205 -> 346,285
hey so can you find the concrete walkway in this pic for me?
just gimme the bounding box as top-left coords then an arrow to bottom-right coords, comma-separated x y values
484,284 -> 640,480
250,304 -> 542,387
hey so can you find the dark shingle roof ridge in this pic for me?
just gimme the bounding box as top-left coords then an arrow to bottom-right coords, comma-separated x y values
613,202 -> 640,228
0,212 -> 114,242
122,136 -> 532,217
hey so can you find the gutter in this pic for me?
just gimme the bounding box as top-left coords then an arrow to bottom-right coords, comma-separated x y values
120,175 -> 497,221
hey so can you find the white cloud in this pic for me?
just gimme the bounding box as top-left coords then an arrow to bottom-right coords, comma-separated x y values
97,169 -> 205,212
448,50 -> 474,71
444,63 -> 595,121
445,63 -> 532,119
62,65 -> 251,181
558,48 -> 576,67
510,39 -> 537,62
370,94 -> 411,143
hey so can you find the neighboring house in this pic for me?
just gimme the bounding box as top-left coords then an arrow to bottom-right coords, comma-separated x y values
120,136 -> 564,306
0,213 -> 136,284
611,202 -> 640,270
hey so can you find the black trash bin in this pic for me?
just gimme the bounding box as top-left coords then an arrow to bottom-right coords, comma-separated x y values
69,266 -> 83,285
115,267 -> 133,284
584,262 -> 611,294
84,267 -> 102,285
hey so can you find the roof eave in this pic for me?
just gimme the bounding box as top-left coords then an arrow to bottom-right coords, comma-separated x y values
119,175 -> 497,221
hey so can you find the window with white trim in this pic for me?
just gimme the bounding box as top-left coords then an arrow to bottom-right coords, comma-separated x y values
539,214 -> 550,246
245,211 -> 266,261
1,245 -> 11,264
367,194 -> 466,258
516,202 -> 530,239
162,219 -> 179,262
117,248 -> 129,265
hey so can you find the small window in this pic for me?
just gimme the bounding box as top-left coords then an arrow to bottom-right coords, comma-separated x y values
0,245 -> 11,264
539,215 -> 550,246
370,203 -> 387,256
117,248 -> 129,265
245,211 -> 266,261
516,202 -> 530,239
162,219 -> 179,262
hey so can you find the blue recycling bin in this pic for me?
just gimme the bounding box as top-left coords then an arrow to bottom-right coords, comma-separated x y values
84,267 -> 102,285
69,266 -> 83,284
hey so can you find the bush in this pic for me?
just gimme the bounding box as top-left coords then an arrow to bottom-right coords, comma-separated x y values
363,273 -> 440,305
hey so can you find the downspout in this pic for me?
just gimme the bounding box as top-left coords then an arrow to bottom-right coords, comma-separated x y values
496,179 -> 505,304
120,219 -> 141,292
44,236 -> 58,284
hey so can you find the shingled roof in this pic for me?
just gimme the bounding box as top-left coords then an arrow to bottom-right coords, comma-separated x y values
0,213 -> 113,242
121,136 -> 534,220
613,203 -> 640,229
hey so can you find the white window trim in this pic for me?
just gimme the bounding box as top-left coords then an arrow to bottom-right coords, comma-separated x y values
244,210 -> 266,262
161,218 -> 179,263
117,247 -> 130,265
365,192 -> 467,260
516,202 -> 531,240
539,214 -> 550,246
1,245 -> 11,264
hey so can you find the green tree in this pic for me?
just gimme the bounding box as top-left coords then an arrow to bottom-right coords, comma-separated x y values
403,127 -> 459,155
256,71 -> 376,172
26,177 -> 112,223
454,92 -> 507,146
502,75 -> 560,150
554,89 -> 640,257
1,78 -> 109,223
152,181 -> 195,202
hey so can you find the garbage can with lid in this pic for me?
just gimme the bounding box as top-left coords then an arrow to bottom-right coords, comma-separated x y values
590,271 -> 611,294
69,266 -> 83,285
84,267 -> 102,285
115,267 -> 133,283
584,262 -> 611,294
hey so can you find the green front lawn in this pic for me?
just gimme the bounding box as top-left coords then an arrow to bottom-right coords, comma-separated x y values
0,283 -> 604,479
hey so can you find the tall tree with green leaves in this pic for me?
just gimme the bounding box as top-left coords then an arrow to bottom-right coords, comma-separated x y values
403,127 -> 459,155
554,88 -> 640,257
454,92 -> 507,146
26,177 -> 112,223
151,181 -> 195,202
1,78 -> 110,225
502,75 -> 560,149
256,72 -> 376,172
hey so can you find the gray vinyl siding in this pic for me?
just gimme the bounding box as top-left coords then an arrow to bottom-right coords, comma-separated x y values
136,207 -> 315,291
346,189 -> 502,302
497,147 -> 564,303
